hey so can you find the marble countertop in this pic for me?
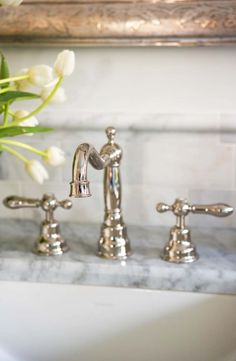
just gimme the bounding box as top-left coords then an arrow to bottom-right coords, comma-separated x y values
0,219 -> 235,295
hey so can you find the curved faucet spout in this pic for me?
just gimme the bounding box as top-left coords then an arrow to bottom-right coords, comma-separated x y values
69,127 -> 131,260
70,143 -> 111,198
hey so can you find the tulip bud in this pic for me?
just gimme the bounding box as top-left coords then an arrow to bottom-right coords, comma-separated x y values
54,50 -> 75,77
25,160 -> 49,184
28,65 -> 53,87
43,146 -> 65,166
15,68 -> 31,91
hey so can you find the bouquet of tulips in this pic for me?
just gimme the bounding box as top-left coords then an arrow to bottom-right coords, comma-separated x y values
0,0 -> 75,183
0,50 -> 75,183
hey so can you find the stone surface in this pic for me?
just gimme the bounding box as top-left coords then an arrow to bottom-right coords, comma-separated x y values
0,219 -> 235,295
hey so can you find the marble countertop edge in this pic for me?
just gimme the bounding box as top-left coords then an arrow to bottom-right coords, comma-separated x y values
0,219 -> 235,295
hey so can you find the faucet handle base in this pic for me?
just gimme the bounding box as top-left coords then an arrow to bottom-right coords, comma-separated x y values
98,223 -> 131,260
161,226 -> 199,264
33,221 -> 69,256
33,238 -> 69,257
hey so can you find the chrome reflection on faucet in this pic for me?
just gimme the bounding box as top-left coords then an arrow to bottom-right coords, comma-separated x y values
70,126 -> 131,260
3,193 -> 72,256
156,198 -> 234,263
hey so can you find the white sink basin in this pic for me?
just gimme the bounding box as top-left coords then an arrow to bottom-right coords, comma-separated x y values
0,282 -> 235,361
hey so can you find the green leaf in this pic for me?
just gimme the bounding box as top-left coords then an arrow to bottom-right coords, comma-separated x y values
0,91 -> 40,105
0,54 -> 10,89
0,126 -> 53,138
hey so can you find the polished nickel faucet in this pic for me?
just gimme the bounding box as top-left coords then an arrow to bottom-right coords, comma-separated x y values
3,193 -> 72,256
70,126 -> 131,260
156,198 -> 234,263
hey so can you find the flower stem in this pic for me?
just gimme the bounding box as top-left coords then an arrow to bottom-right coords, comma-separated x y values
12,76 -> 63,124
0,144 -> 28,163
0,139 -> 46,157
0,74 -> 28,85
3,103 -> 9,126
0,86 -> 15,94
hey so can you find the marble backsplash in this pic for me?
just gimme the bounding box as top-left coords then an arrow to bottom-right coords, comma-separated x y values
0,113 -> 236,229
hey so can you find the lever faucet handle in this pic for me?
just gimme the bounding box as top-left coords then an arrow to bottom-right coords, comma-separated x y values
156,198 -> 234,264
4,195 -> 41,209
191,203 -> 234,217
156,198 -> 234,218
4,193 -> 72,214
3,193 -> 72,257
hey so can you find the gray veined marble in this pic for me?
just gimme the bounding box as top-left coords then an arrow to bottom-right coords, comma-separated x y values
0,219 -> 235,295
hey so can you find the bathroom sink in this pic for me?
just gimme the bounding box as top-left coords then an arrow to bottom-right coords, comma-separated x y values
0,281 -> 235,361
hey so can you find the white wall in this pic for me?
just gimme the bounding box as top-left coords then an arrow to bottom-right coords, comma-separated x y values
4,46 -> 236,117
1,46 -> 236,228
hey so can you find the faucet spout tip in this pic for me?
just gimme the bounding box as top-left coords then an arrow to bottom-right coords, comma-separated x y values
70,181 -> 91,198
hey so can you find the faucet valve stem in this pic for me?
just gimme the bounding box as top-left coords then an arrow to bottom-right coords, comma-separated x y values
156,198 -> 233,263
3,193 -> 72,256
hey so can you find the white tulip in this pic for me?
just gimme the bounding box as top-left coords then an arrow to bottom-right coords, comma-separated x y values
54,50 -> 75,77
25,160 -> 49,184
16,79 -> 31,92
15,68 -> 31,91
28,65 -> 53,87
41,86 -> 67,103
0,0 -> 23,6
14,110 -> 38,127
44,146 -> 65,166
